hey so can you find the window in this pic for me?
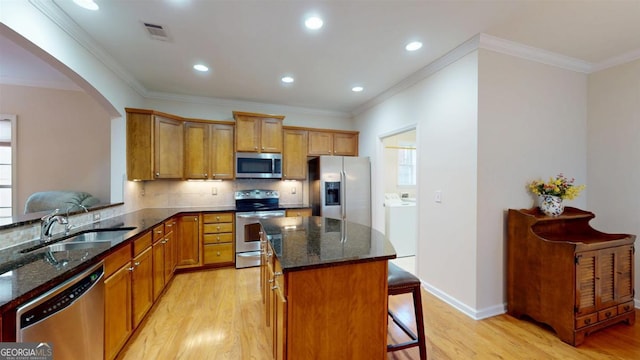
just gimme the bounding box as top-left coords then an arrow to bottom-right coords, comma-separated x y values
0,115 -> 16,220
397,142 -> 416,186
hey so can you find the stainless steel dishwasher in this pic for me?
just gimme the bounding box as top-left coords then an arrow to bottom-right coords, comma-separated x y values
16,261 -> 105,360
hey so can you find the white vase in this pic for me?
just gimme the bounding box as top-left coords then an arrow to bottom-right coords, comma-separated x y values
538,195 -> 564,216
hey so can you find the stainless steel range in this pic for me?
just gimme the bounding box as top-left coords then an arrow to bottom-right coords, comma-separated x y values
235,189 -> 285,268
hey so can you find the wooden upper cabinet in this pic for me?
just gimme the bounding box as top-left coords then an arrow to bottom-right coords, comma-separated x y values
308,130 -> 358,156
184,121 -> 235,180
184,122 -> 209,179
210,124 -> 235,179
282,129 -> 308,180
126,108 -> 183,180
233,111 -> 284,153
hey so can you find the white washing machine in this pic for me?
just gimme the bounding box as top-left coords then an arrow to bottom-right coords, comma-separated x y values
384,195 -> 417,257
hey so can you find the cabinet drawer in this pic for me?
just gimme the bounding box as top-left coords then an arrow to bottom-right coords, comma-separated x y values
105,243 -> 132,278
204,243 -> 233,264
203,233 -> 234,244
575,313 -> 597,329
164,219 -> 176,234
598,306 -> 618,321
618,301 -> 635,314
152,224 -> 164,242
203,213 -> 234,223
203,223 -> 234,234
133,231 -> 152,257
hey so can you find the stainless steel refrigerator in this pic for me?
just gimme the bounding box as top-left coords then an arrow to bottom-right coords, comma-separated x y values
308,156 -> 371,226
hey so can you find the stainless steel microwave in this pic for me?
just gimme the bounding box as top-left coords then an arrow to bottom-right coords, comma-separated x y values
235,152 -> 282,179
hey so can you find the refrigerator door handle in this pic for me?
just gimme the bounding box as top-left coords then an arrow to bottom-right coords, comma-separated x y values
340,170 -> 346,220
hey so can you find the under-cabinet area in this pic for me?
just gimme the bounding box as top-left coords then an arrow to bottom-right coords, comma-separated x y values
507,207 -> 636,346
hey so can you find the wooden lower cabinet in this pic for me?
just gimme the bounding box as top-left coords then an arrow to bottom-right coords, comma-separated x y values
104,244 -> 133,360
262,239 -> 387,359
177,214 -> 201,268
203,212 -> 234,265
131,242 -> 154,328
285,208 -> 311,218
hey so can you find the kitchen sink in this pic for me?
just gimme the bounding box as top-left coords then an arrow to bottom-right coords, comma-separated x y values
45,240 -> 111,252
67,228 -> 135,243
20,227 -> 136,253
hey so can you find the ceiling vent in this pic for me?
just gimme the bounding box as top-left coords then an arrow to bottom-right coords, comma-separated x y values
142,22 -> 171,41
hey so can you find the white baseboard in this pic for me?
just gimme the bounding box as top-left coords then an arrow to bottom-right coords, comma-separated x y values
421,280 -> 506,320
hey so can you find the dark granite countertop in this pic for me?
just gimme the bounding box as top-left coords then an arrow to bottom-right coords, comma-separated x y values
0,205 -> 241,311
260,216 -> 396,272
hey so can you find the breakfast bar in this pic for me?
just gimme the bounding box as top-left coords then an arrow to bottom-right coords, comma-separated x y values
259,216 -> 396,360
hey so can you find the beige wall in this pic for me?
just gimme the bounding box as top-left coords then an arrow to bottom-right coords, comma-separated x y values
0,84 -> 111,213
587,59 -> 640,300
477,49 -> 588,312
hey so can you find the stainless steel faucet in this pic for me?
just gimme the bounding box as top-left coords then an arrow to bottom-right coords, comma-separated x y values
41,209 -> 69,241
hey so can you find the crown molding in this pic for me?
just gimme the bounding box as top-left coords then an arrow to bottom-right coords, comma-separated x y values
145,91 -> 351,119
29,0 -> 148,96
351,34 -> 481,117
591,48 -> 640,73
478,33 -> 593,73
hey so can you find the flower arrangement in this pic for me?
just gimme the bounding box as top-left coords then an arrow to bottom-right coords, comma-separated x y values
528,173 -> 585,200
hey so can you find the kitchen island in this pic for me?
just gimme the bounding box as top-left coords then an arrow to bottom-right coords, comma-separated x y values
260,216 -> 396,360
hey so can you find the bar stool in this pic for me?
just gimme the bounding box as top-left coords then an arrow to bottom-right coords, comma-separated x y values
387,262 -> 427,359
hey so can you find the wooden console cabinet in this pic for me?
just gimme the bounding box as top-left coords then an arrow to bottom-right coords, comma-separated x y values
507,207 -> 636,346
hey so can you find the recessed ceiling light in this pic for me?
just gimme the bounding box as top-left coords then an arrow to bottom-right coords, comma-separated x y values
73,0 -> 99,11
193,64 -> 209,72
352,86 -> 364,93
281,76 -> 295,84
405,41 -> 423,52
305,16 -> 324,30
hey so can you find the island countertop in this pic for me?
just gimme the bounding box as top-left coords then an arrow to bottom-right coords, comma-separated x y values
260,216 -> 396,272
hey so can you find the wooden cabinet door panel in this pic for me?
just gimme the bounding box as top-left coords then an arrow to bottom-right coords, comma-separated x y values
152,241 -> 165,300
308,131 -> 333,156
132,246 -> 153,328
126,112 -> 153,180
177,215 -> 201,268
616,245 -> 634,302
154,116 -> 183,178
575,251 -> 597,316
235,116 -> 260,152
597,248 -> 617,309
184,122 -> 209,179
283,129 -> 307,180
210,124 -> 235,179
104,264 -> 132,360
164,231 -> 176,283
333,132 -> 358,156
261,118 -> 283,153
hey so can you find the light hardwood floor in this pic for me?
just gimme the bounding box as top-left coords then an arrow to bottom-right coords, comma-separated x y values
118,267 -> 640,360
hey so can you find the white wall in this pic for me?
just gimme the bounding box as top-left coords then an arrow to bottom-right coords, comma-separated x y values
0,84 -> 111,210
477,49 -> 588,313
354,51 -> 480,312
587,59 -> 640,301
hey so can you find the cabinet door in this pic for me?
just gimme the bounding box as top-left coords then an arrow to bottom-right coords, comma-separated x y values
164,230 -> 176,283
274,285 -> 287,360
283,129 -> 308,180
210,124 -> 235,179
597,248 -> 617,310
131,246 -> 153,328
616,245 -> 634,303
260,118 -> 283,153
333,132 -> 358,156
184,122 -> 209,179
235,116 -> 260,152
152,240 -> 165,301
575,251 -> 597,316
104,264 -> 133,360
154,116 -> 183,178
126,112 -> 153,180
177,215 -> 201,268
308,131 -> 333,156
